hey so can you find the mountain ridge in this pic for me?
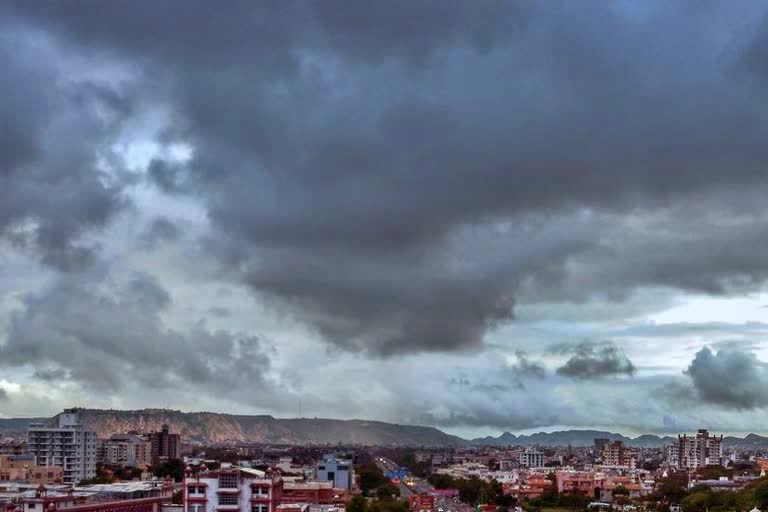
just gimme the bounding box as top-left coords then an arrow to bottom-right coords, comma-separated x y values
1,409 -> 767,448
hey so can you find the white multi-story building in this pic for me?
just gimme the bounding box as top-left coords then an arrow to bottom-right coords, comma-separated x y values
184,466 -> 283,512
667,430 -> 723,468
27,410 -> 98,485
315,454 -> 352,491
519,447 -> 544,468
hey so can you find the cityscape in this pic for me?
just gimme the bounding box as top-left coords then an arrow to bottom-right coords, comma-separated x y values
1,409 -> 768,512
3,3 -> 768,512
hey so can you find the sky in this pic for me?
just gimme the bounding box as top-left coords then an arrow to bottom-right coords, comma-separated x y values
2,1 -> 768,439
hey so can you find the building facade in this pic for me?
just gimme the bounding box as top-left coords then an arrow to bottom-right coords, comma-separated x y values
667,430 -> 723,468
99,434 -> 152,467
519,447 -> 544,468
150,426 -> 181,461
184,467 -> 283,512
602,441 -> 636,468
315,455 -> 352,491
0,455 -> 63,484
0,441 -> 27,456
27,410 -> 97,485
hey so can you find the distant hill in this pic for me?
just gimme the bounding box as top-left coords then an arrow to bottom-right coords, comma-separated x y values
2,410 -> 767,448
470,430 -> 768,448
471,430 -> 673,448
0,409 -> 464,446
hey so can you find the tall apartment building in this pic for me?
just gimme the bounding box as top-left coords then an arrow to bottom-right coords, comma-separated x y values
184,466 -> 283,512
150,425 -> 181,461
667,429 -> 723,468
602,441 -> 636,468
99,434 -> 152,467
27,410 -> 97,484
315,454 -> 352,491
594,438 -> 610,456
519,447 -> 545,468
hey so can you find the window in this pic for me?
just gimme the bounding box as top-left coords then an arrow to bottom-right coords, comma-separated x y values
219,495 -> 238,506
253,487 -> 268,497
337,465 -> 348,471
252,505 -> 267,512
190,505 -> 202,512
219,474 -> 238,489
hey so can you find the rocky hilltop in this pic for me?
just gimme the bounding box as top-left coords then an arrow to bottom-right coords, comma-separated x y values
0,408 -> 465,446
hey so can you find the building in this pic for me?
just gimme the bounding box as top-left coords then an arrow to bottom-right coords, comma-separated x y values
150,426 -> 181,462
281,482 -> 346,506
12,484 -> 171,512
183,466 -> 283,512
315,455 -> 352,491
100,434 -> 152,467
556,471 -> 600,497
408,495 -> 435,512
519,447 -> 544,468
0,455 -> 63,484
0,440 -> 27,456
602,441 -> 636,468
594,439 -> 610,457
27,410 -> 97,485
667,430 -> 723,468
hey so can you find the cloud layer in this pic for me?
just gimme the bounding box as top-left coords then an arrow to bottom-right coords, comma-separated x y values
1,1 -> 768,433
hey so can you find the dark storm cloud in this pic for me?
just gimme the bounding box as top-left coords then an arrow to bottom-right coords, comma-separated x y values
0,25 -> 131,271
0,271 -> 273,397
685,347 -> 768,409
8,1 -> 768,355
147,159 -> 186,196
510,351 -> 547,379
554,341 -> 636,380
139,217 -> 183,247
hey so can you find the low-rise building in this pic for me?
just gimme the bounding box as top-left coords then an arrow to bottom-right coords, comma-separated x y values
184,466 -> 283,512
315,455 -> 352,492
0,456 -> 63,485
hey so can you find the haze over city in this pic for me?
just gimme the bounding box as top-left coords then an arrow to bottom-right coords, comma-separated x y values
3,1 -> 768,441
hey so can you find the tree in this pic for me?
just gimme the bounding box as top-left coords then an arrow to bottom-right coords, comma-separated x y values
358,463 -> 388,495
376,484 -> 400,501
152,459 -> 185,482
428,474 -> 456,490
612,485 -> 630,497
348,495 -> 368,512
753,479 -> 768,508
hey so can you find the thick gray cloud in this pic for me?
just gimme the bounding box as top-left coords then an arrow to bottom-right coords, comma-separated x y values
0,25 -> 131,271
554,341 -> 636,380
6,1 -> 768,357
685,347 -> 768,409
511,351 -> 546,379
3,1 -> 768,434
139,217 -> 183,248
0,270 -> 275,401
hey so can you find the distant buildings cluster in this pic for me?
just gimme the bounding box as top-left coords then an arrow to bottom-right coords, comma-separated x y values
16,409 -> 184,485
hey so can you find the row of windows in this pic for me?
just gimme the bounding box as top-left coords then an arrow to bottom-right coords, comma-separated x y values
188,504 -> 268,512
218,495 -> 238,506
219,474 -> 239,488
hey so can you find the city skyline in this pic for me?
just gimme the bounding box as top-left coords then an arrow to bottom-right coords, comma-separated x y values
2,2 -> 768,438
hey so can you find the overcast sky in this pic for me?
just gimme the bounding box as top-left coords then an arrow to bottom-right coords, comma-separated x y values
2,1 -> 768,438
